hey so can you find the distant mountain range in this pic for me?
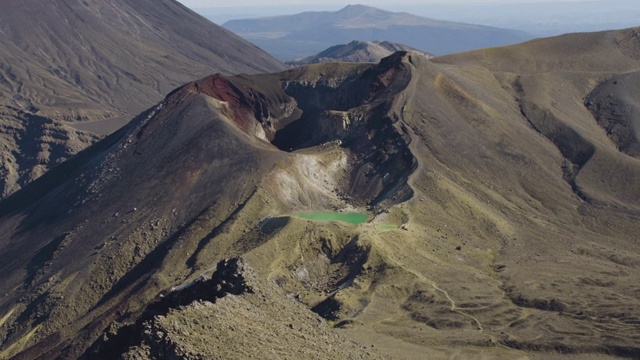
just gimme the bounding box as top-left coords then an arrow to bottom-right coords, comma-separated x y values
198,1 -> 640,38
223,4 -> 534,61
0,0 -> 285,198
286,40 -> 433,66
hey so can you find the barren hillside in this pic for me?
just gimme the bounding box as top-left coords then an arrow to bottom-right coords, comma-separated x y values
0,0 -> 285,198
1,27 -> 640,359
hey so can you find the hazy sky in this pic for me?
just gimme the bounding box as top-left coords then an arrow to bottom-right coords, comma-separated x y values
178,0 -> 587,7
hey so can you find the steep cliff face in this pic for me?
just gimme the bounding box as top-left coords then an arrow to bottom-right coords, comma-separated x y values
585,71 -> 640,158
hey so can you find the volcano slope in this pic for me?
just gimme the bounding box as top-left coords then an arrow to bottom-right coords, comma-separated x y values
1,27 -> 640,359
0,0 -> 285,199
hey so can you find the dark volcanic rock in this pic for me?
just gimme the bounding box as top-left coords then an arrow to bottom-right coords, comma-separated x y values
585,72 -> 640,158
84,258 -> 383,360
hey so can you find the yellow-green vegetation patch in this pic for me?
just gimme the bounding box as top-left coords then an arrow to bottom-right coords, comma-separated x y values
378,224 -> 397,230
295,211 -> 369,225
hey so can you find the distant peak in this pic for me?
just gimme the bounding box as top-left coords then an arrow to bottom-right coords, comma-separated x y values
338,4 -> 379,14
342,4 -> 372,9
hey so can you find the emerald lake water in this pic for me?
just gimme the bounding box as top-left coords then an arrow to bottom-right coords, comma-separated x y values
295,212 -> 369,225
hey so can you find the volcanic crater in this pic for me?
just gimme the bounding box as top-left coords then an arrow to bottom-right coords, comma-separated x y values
3,28 -> 640,360
179,51 -> 418,209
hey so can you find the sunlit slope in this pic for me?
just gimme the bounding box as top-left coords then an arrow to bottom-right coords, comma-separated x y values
1,27 -> 640,359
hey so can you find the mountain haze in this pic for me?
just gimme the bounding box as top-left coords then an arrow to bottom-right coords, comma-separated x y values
286,40 -> 434,66
1,27 -> 640,359
223,4 -> 534,61
0,0 -> 285,198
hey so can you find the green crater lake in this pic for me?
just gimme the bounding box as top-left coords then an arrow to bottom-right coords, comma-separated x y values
295,212 -> 369,225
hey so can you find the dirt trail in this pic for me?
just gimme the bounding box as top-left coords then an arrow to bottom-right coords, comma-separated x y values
364,226 -> 482,327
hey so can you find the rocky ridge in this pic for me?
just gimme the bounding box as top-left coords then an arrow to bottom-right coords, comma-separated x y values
82,258 -> 383,359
